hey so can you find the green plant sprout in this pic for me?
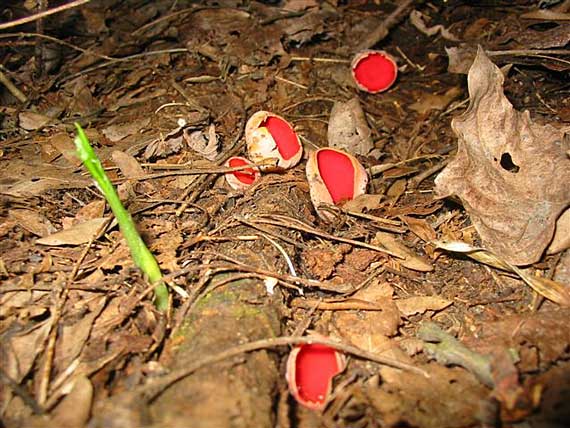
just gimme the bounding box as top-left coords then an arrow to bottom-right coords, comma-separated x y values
74,123 -> 169,311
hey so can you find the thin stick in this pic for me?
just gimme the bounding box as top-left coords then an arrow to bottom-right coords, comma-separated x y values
0,68 -> 27,103
140,335 -> 429,401
0,367 -> 44,415
69,219 -> 109,280
291,297 -> 386,311
0,32 -> 116,60
0,0 -> 91,31
108,160 -> 270,184
289,57 -> 350,64
196,258 -> 335,292
37,288 -> 68,407
248,214 -> 401,258
356,0 -> 414,51
275,75 -> 308,90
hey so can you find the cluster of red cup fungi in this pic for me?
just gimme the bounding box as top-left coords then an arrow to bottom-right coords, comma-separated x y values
223,49 -> 398,411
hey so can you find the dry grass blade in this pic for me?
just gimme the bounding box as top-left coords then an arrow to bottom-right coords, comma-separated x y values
433,240 -> 570,306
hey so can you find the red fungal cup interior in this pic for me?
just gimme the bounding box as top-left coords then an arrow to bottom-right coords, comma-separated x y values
353,52 -> 397,93
317,149 -> 355,204
294,344 -> 340,406
263,116 -> 299,160
228,157 -> 256,185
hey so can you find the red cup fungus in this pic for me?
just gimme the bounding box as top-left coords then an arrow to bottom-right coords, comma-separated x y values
286,342 -> 346,411
224,156 -> 260,191
351,50 -> 398,93
245,111 -> 303,170
306,147 -> 368,220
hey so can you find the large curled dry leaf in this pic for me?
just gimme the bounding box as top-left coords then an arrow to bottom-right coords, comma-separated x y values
435,47 -> 570,265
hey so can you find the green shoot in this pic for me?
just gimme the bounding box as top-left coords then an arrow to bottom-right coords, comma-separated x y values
74,123 -> 169,311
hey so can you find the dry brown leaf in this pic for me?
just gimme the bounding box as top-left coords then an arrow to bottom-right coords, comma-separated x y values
75,200 -> 106,221
54,297 -> 106,370
151,230 -> 183,273
342,194 -> 383,213
9,208 -> 56,237
49,133 -> 82,166
505,23 -> 570,49
445,45 -> 477,75
97,240 -> 132,271
282,0 -> 318,11
386,179 -> 407,206
1,320 -> 51,383
395,296 -> 452,316
520,9 -> 570,20
112,150 -> 145,179
50,375 -> 94,428
110,87 -> 167,112
400,216 -> 437,243
144,122 -> 186,160
554,250 -> 570,285
409,10 -> 460,41
435,47 -> 570,265
102,118 -> 151,142
409,87 -> 462,114
69,77 -> 101,116
548,207 -> 570,254
183,124 -> 219,161
280,11 -> 327,46
36,218 -> 109,246
373,232 -> 433,272
327,97 -> 373,156
332,282 -> 401,353
18,111 -> 52,130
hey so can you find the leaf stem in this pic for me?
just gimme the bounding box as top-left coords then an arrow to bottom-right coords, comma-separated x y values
74,123 -> 168,311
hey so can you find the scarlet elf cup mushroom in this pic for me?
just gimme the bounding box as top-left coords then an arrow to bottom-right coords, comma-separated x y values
351,50 -> 398,93
306,148 -> 368,219
224,156 -> 260,191
286,342 -> 347,410
245,111 -> 303,170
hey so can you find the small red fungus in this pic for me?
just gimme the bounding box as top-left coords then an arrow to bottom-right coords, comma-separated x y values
351,50 -> 398,93
305,148 -> 368,220
224,156 -> 260,191
263,116 -> 299,161
246,111 -> 303,170
229,157 -> 257,185
317,149 -> 355,204
286,343 -> 346,410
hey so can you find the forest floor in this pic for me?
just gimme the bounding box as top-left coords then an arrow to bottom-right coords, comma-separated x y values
1,1 -> 570,427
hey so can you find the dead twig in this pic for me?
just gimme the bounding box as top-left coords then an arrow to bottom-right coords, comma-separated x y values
246,214 -> 402,258
0,32 -> 113,59
290,297 -> 386,311
0,367 -> 44,415
196,254 -> 348,293
260,10 -> 305,25
0,0 -> 91,31
356,0 -> 415,51
0,67 -> 27,103
37,285 -> 68,407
